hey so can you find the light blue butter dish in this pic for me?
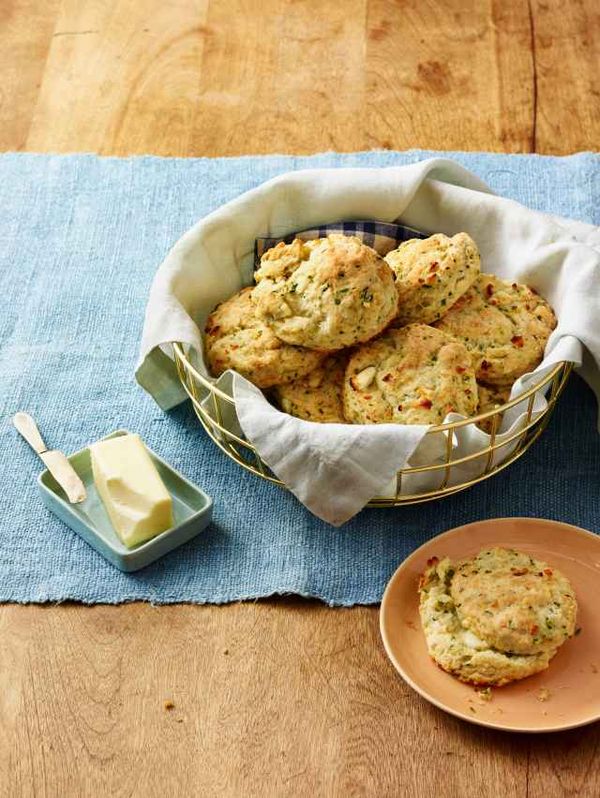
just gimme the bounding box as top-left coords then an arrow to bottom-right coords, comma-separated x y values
38,429 -> 213,572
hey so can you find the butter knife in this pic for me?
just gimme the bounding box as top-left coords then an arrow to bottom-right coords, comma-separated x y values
13,412 -> 87,504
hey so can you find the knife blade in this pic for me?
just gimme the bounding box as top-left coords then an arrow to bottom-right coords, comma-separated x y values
13,412 -> 87,504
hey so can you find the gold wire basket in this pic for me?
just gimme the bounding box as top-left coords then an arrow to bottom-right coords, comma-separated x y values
173,342 -> 572,506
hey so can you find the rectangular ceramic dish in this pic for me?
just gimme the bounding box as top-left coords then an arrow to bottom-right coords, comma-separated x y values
38,430 -> 213,572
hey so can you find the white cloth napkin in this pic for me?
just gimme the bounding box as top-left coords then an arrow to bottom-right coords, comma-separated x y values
136,158 -> 600,525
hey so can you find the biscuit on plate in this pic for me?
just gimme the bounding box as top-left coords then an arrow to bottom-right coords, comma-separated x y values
273,353 -> 348,424
253,235 -> 398,351
434,274 -> 556,385
343,323 -> 478,425
418,549 -> 577,686
476,382 -> 510,433
385,232 -> 480,325
204,287 -> 325,389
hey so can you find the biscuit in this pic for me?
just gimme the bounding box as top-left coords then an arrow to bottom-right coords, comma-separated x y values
385,233 -> 480,325
343,324 -> 478,425
476,382 -> 510,433
273,353 -> 348,423
253,235 -> 398,351
450,547 -> 577,656
434,274 -> 556,385
204,287 -> 325,388
419,557 -> 556,686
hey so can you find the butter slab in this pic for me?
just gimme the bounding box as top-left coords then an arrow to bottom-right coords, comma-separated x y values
90,433 -> 173,548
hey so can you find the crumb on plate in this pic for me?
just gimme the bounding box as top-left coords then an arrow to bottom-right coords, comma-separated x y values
536,687 -> 551,702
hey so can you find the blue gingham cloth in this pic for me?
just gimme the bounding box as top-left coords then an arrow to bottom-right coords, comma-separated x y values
254,220 -> 427,264
1,149 -> 599,605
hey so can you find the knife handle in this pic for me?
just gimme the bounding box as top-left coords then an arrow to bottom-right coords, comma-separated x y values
13,412 -> 49,455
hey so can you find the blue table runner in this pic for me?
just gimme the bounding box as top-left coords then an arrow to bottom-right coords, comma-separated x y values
1,149 -> 598,605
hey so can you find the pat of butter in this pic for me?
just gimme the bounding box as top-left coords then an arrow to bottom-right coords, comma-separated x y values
90,434 -> 173,549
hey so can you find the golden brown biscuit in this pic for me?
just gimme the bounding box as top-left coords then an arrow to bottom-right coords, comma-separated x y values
450,548 -> 577,656
385,232 -> 480,325
434,274 -> 556,385
476,382 -> 510,433
204,287 -> 325,388
343,324 -> 478,425
273,353 -> 348,423
253,235 -> 398,351
418,556 -> 562,687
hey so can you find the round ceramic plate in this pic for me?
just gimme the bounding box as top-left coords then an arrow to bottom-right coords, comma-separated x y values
380,518 -> 600,733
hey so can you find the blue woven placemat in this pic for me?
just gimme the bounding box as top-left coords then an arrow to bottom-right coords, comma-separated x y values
1,150 -> 599,605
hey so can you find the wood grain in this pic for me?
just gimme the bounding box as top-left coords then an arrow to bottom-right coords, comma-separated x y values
365,0 -> 535,152
1,602 -> 598,797
190,0 -> 369,156
21,0 -> 600,156
27,0 -> 210,156
0,604 -> 528,796
533,0 -> 600,153
0,0 -> 61,151
1,0 -> 599,795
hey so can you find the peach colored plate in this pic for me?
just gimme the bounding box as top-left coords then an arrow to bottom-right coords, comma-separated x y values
380,518 -> 600,733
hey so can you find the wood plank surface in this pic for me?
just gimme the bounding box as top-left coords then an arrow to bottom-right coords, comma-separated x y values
0,0 -> 61,151
21,0 -> 600,156
3,602 -> 600,798
1,1 -> 599,796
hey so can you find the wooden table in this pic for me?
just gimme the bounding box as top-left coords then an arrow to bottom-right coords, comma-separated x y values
1,1 -> 599,795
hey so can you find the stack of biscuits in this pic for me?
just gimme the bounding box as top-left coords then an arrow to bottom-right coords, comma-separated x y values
204,232 -> 557,428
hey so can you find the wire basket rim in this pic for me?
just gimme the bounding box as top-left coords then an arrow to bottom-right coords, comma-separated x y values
172,341 -> 570,432
174,341 -> 571,506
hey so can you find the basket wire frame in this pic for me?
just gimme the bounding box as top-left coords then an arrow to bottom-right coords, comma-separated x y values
173,342 -> 572,506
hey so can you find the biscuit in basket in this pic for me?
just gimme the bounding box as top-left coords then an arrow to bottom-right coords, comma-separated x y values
204,287 -> 325,389
273,353 -> 347,423
476,382 -> 510,433
434,274 -> 557,385
385,232 -> 480,325
418,549 -> 577,686
343,323 -> 478,425
253,235 -> 398,351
